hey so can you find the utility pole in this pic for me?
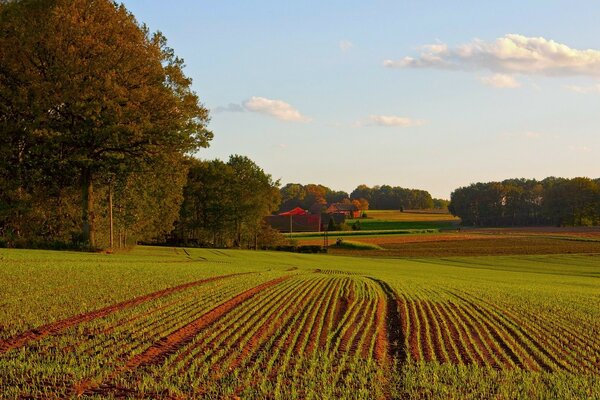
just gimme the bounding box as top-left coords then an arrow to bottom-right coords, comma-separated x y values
108,181 -> 114,250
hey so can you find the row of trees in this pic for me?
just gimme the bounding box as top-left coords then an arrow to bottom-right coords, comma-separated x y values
175,156 -> 281,248
279,183 -> 445,214
449,177 -> 600,227
350,185 -> 440,210
0,0 -> 212,248
279,184 -> 350,213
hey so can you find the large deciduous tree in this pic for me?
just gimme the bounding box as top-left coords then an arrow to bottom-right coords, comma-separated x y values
0,0 -> 211,247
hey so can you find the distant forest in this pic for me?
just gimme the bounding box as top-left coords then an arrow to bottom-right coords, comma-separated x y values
278,183 -> 449,214
449,177 -> 600,227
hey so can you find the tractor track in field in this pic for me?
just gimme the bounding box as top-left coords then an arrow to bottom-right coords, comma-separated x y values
368,278 -> 407,365
77,275 -> 291,397
0,272 -> 252,355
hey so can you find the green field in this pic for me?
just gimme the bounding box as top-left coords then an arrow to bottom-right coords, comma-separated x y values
346,210 -> 460,230
1,246 -> 599,399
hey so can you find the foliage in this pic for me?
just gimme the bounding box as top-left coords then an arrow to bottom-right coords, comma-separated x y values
449,177 -> 600,227
350,184 -> 434,210
176,155 -> 280,248
0,0 -> 211,247
333,239 -> 383,250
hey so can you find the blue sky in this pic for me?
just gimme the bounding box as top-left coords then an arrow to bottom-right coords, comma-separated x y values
122,1 -> 600,198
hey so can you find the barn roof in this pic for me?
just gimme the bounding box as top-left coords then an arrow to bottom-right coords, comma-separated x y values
279,207 -> 308,216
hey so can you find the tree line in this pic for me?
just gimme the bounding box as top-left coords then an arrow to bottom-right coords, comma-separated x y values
350,185 -> 445,211
449,177 -> 600,227
174,156 -> 280,248
279,183 -> 446,214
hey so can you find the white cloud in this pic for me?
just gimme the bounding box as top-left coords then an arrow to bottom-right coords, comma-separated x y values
340,39 -> 354,52
243,96 -> 311,123
384,34 -> 600,76
479,73 -> 520,88
564,84 -> 600,93
364,115 -> 425,128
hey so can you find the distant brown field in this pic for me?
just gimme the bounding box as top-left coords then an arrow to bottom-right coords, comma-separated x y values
297,233 -> 499,246
328,236 -> 600,258
468,226 -> 600,239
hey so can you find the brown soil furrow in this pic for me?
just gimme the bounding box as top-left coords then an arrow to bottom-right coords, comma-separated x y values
413,298 -> 434,361
366,291 -> 387,362
336,295 -> 368,355
433,302 -> 476,365
76,285 -> 244,362
447,302 -> 503,368
444,302 -> 486,365
292,279 -> 333,356
99,281 -> 226,336
455,301 -> 524,369
456,289 -> 595,373
280,279 -> 329,357
366,278 -> 407,365
171,277 -> 304,371
346,297 -> 375,356
0,272 -> 250,355
406,297 -> 422,361
328,280 -> 356,350
240,279 -> 332,389
421,299 -> 448,363
449,292 -> 552,371
426,300 -> 461,364
78,275 -> 290,397
319,278 -> 349,349
214,277 -> 324,374
395,291 -> 411,357
305,278 -> 340,355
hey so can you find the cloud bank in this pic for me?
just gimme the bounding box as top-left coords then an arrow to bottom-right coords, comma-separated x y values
364,115 -> 425,128
214,97 -> 311,122
243,96 -> 311,122
384,34 -> 600,77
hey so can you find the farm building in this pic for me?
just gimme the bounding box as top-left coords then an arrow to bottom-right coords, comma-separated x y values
265,207 -> 348,233
264,208 -> 321,233
326,203 -> 361,218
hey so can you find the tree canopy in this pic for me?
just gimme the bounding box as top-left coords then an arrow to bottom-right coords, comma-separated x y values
449,177 -> 600,227
0,0 -> 211,247
176,156 -> 280,248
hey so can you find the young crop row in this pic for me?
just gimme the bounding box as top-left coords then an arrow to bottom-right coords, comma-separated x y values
78,273 -> 390,398
388,284 -> 600,376
0,272 -> 280,399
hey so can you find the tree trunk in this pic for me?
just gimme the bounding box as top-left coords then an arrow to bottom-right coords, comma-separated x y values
81,168 -> 95,247
108,183 -> 114,250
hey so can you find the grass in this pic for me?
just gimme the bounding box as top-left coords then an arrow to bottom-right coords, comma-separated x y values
348,210 -> 460,231
1,245 -> 599,399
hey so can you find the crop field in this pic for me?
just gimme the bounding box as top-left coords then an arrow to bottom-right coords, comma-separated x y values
1,247 -> 599,399
347,210 -> 460,230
